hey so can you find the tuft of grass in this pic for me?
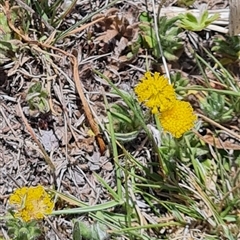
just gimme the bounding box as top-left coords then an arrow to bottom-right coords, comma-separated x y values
50,60 -> 240,239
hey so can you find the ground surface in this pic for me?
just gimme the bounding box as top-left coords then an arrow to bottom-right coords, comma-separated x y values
0,0 -> 239,240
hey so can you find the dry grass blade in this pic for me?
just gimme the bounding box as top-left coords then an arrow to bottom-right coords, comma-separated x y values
17,98 -> 56,171
0,105 -> 18,137
64,16 -> 106,37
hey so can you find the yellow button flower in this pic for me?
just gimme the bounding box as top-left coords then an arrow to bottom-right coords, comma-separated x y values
159,100 -> 197,138
9,185 -> 54,222
134,71 -> 176,113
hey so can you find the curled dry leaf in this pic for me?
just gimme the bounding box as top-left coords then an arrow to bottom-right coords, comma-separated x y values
77,136 -> 95,153
194,129 -> 240,150
92,7 -> 139,63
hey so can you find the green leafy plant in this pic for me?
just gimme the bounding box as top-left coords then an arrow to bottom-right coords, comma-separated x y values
28,0 -> 77,28
46,68 -> 240,239
107,90 -> 147,142
26,82 -> 50,113
73,220 -> 108,240
178,10 -> 219,31
177,0 -> 196,7
171,72 -> 189,96
7,218 -> 41,240
211,36 -> 240,65
139,13 -> 183,61
2,0 -> 77,43
0,11 -> 19,64
200,92 -> 233,123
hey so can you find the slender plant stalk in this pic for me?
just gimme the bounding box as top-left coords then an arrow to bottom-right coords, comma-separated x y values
101,87 -> 123,200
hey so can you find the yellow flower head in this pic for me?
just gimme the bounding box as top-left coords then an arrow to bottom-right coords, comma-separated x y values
159,100 -> 197,138
134,72 -> 176,113
9,185 -> 54,222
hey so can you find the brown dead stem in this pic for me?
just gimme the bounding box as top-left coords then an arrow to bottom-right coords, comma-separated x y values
5,0 -> 106,155
17,99 -> 56,171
